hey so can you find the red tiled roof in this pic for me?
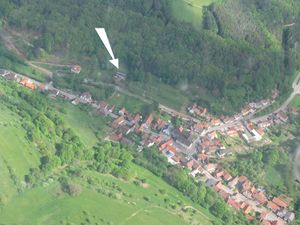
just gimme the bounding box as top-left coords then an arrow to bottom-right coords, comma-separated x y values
227,198 -> 240,210
253,191 -> 268,204
243,205 -> 252,215
272,197 -> 288,208
165,144 -> 177,155
144,115 -> 154,126
267,201 -> 280,212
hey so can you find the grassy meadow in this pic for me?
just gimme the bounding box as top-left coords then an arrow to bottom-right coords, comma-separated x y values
170,0 -> 222,29
289,94 -> 300,110
0,159 -> 215,225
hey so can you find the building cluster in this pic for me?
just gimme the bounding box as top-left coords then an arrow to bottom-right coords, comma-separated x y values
0,68 -> 296,224
188,163 -> 295,224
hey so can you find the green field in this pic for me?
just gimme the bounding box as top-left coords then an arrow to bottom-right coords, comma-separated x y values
0,103 -> 40,202
54,100 -> 111,148
0,164 -> 215,225
170,0 -> 221,29
289,94 -> 300,110
127,80 -> 189,112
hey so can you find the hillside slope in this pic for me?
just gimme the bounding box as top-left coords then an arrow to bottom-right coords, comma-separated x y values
0,79 -> 217,225
1,0 -> 300,114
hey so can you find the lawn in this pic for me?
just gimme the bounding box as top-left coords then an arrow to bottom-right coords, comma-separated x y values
0,103 -> 40,202
54,100 -> 111,148
265,166 -> 284,188
170,0 -> 222,29
107,91 -> 149,114
0,104 -> 40,180
127,80 -> 189,112
0,164 -> 215,225
289,94 -> 300,110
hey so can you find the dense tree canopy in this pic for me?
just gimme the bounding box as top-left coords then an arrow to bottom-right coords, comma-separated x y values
1,0 -> 300,114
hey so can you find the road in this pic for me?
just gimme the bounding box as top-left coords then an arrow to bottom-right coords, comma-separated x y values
251,72 -> 300,123
84,79 -> 203,122
29,61 -> 72,68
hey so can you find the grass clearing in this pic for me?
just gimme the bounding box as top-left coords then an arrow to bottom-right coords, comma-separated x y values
108,91 -> 149,113
0,104 -> 40,180
170,0 -> 221,29
289,94 -> 300,110
127,80 -> 189,112
265,166 -> 284,188
54,100 -> 111,148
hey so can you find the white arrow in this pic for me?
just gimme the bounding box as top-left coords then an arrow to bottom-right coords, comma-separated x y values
95,28 -> 119,69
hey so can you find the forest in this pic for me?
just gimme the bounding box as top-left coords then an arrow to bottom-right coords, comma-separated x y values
1,0 -> 300,113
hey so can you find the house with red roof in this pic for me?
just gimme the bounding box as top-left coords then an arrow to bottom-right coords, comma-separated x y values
227,198 -> 241,210
143,115 -> 154,128
272,197 -> 288,209
267,201 -> 280,212
112,116 -> 125,129
71,64 -> 81,74
253,191 -> 268,205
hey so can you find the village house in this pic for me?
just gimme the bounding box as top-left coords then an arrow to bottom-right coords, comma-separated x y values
210,118 -> 222,126
220,116 -> 234,124
118,124 -> 133,135
216,148 -> 231,158
98,101 -> 109,115
187,104 -> 207,116
206,178 -> 218,187
283,212 -> 295,223
112,116 -> 125,129
79,92 -> 92,104
242,104 -> 254,116
267,200 -> 281,213
71,64 -> 81,74
205,163 -> 217,173
226,127 -> 239,137
142,114 -> 154,129
272,197 -> 288,209
243,204 -> 253,215
253,191 -> 268,205
276,111 -> 289,123
153,118 -> 166,131
185,159 -> 199,171
109,132 -> 123,142
190,165 -> 204,177
161,144 -> 181,165
289,106 -> 298,115
118,107 -> 128,116
260,99 -> 271,107
4,72 -> 18,80
114,72 -> 127,81
227,198 -> 241,210
120,137 -> 134,146
257,119 -> 273,129
241,123 -> 263,143
130,114 -> 141,125
19,78 -> 36,90
197,151 -> 209,164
